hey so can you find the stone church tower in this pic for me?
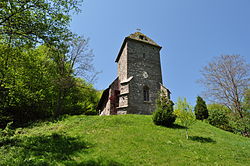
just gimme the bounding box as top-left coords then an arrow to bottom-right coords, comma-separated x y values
97,32 -> 170,115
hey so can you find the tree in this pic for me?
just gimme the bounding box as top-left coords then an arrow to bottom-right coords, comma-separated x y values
152,92 -> 176,127
52,36 -> 97,116
0,45 -> 57,127
0,0 -> 100,123
0,43 -> 99,127
63,78 -> 100,116
67,36 -> 98,83
0,0 -> 83,47
174,97 -> 196,139
194,96 -> 209,120
199,55 -> 250,118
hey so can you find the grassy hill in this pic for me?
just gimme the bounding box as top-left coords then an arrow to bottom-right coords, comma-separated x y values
0,115 -> 249,165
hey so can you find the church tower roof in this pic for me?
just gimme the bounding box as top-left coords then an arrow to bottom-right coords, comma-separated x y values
115,32 -> 161,62
127,32 -> 161,47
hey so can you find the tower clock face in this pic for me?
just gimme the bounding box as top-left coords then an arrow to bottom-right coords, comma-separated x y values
142,71 -> 148,78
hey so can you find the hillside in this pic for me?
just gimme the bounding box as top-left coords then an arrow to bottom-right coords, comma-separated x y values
1,115 -> 249,165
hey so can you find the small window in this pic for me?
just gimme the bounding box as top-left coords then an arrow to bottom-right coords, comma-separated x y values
139,35 -> 144,40
143,86 -> 149,101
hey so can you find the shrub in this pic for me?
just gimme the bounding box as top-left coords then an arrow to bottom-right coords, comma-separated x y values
194,96 -> 209,120
229,112 -> 250,137
153,92 -> 176,127
0,122 -> 16,147
84,109 -> 98,115
208,110 -> 232,131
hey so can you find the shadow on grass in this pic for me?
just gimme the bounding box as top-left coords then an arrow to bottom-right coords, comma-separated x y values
1,133 -> 125,165
0,133 -> 92,165
189,136 -> 216,143
169,124 -> 187,129
0,136 -> 19,147
20,133 -> 90,160
64,159 -> 124,166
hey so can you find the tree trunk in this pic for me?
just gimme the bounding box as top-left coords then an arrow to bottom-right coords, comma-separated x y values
186,128 -> 189,139
55,88 -> 65,117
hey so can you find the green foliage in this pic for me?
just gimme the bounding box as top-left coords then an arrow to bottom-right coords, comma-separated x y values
0,0 -> 82,127
153,92 -> 176,127
0,0 -> 83,47
0,115 -> 250,165
0,122 -> 14,137
63,78 -> 100,116
0,45 -> 55,127
243,89 -> 250,111
208,110 -> 231,131
207,104 -> 230,113
207,104 -> 232,131
174,97 -> 196,139
229,112 -> 250,137
0,122 -> 17,147
0,44 -> 99,128
174,97 -> 192,111
194,96 -> 209,120
207,104 -> 250,137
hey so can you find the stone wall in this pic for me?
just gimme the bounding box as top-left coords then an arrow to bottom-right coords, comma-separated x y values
99,78 -> 120,115
118,43 -> 128,82
126,39 -> 162,114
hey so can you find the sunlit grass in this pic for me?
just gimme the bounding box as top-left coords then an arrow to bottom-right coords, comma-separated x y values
0,114 -> 249,165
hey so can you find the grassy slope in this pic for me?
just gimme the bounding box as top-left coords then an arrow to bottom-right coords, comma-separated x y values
1,115 -> 250,165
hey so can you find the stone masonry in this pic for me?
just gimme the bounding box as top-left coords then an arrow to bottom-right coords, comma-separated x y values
97,32 -> 170,115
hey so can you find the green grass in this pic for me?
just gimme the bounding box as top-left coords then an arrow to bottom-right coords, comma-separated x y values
0,114 -> 249,165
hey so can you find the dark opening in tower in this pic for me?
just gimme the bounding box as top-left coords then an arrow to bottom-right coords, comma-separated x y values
143,86 -> 149,101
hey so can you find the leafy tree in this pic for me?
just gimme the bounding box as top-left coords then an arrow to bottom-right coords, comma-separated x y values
174,97 -> 196,139
207,104 -> 231,131
0,0 -> 101,126
199,55 -> 250,118
194,96 -> 209,120
52,36 -> 97,116
153,92 -> 176,127
0,43 -> 98,127
0,45 -> 58,127
174,97 -> 193,112
0,0 -> 83,46
63,78 -> 100,116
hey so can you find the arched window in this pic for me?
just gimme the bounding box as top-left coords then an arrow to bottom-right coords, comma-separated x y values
143,86 -> 149,101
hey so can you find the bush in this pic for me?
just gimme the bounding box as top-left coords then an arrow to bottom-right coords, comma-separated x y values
0,122 -> 16,146
153,93 -> 176,127
84,109 -> 98,115
208,110 -> 232,131
229,112 -> 250,137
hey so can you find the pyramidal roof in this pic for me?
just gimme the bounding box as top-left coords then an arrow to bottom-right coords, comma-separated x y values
115,32 -> 161,62
127,32 -> 161,47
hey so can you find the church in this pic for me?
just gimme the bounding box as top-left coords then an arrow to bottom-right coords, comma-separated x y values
97,32 -> 170,115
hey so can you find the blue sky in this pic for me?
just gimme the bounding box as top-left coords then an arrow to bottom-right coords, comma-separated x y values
70,0 -> 250,106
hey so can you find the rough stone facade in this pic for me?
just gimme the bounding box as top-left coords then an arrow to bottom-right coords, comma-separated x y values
97,32 -> 170,115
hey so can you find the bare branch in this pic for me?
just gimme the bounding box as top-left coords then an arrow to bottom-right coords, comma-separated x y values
67,36 -> 99,83
199,55 -> 250,118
